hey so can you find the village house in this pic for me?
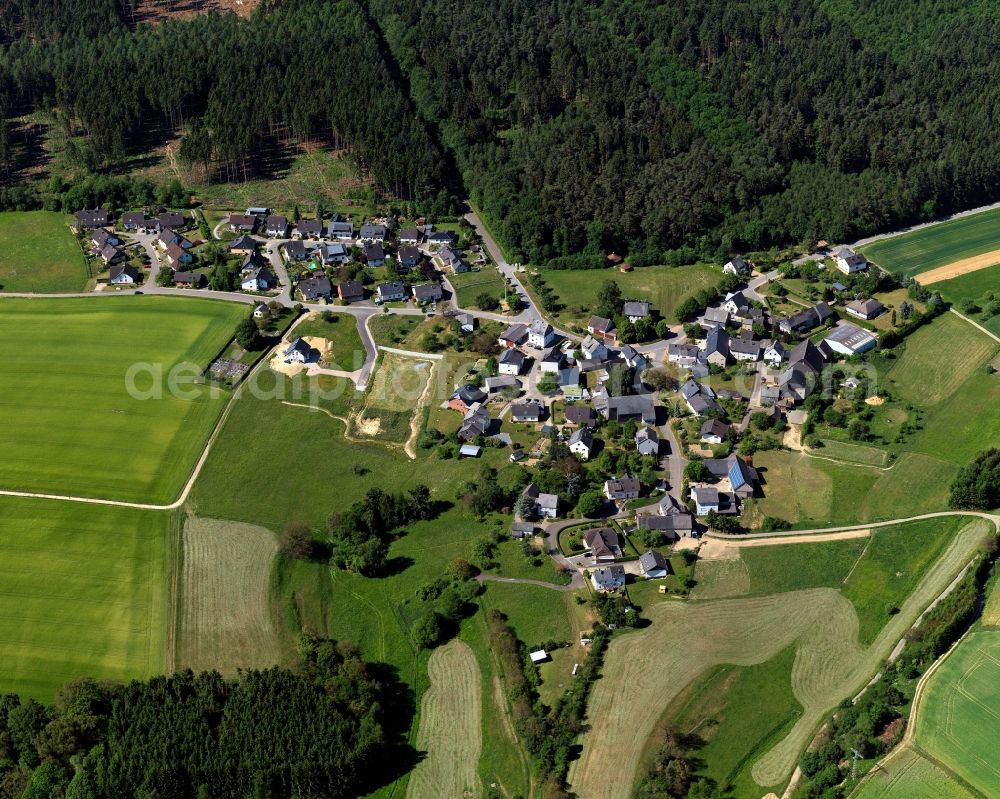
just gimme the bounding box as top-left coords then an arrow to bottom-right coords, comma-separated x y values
528,319 -> 556,349
456,312 -> 476,333
283,337 -> 315,364
568,427 -> 594,459
75,209 -> 111,229
778,301 -> 834,335
681,379 -> 723,417
722,291 -> 749,317
594,391 -> 657,425
763,341 -> 787,366
834,247 -> 868,274
522,483 -> 559,518
498,323 -> 528,348
580,334 -> 610,362
604,475 -> 640,501
459,403 -> 491,441
298,274 -> 333,302
729,334 -> 762,362
587,315 -> 617,344
432,246 -> 466,273
412,282 -> 443,303
426,229 -> 456,248
704,326 -> 730,367
635,426 -> 659,456
398,227 -> 421,245
137,218 -> 162,235
512,398 -> 545,423
700,419 -> 730,445
638,550 -> 671,579
585,527 -> 622,563
359,222 -> 387,243
845,298 -> 886,321
564,405 -> 597,428
511,521 -> 536,540
623,300 -> 651,323
693,485 -> 725,515
173,271 -> 206,288
498,347 -> 526,375
265,215 -> 289,238
121,211 -> 146,231
229,213 -> 257,233
91,228 -> 119,249
109,264 -> 140,284
667,343 -> 702,368
591,564 -> 626,592
539,347 -> 564,373
485,375 -> 521,394
701,307 -> 730,329
558,368 -> 584,400
337,280 -> 364,304
318,243 -> 350,266
449,384 -> 488,414
362,243 -> 385,267
723,255 -> 752,276
294,219 -> 324,240
166,243 -> 193,268
100,244 -> 125,265
620,345 -> 649,372
377,281 -> 408,303
241,266 -> 275,292
398,246 -> 422,271
327,220 -> 354,241
824,323 -> 877,356
230,235 -> 258,256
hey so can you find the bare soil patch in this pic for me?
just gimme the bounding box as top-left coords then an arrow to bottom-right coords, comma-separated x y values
916,248 -> 1000,285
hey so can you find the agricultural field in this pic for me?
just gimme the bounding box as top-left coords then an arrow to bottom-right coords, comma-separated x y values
935,265 -> 1000,337
884,312 -> 996,406
853,747 -> 976,799
177,516 -> 280,674
569,519 -> 990,799
0,497 -> 171,701
911,628 -> 1000,796
0,297 -> 244,503
406,640 -> 483,799
861,206 -> 1000,279
537,262 -> 720,330
0,211 -> 89,293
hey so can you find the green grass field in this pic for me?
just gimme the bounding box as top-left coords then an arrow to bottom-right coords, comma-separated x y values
449,264 -> 508,309
0,497 -> 171,700
293,312 -> 366,371
936,265 -> 1000,337
912,629 -> 1000,796
0,211 -> 89,292
540,262 -> 720,328
853,747 -> 976,799
0,297 -> 244,503
661,647 -> 802,799
862,206 -> 1000,277
885,312 -> 996,407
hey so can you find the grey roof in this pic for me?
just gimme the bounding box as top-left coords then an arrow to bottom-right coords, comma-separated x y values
592,564 -> 626,586
283,240 -> 308,259
378,281 -> 407,297
584,528 -> 621,559
499,348 -> 525,367
109,263 -> 139,281
298,275 -> 332,299
399,227 -> 421,241
284,337 -> 314,359
638,513 -> 692,533
846,298 -> 885,317
536,492 -> 559,510
455,384 -> 487,406
158,211 -> 184,229
623,300 -> 650,318
265,214 -> 288,232
603,395 -> 656,424
568,427 -> 594,448
639,550 -> 669,574
700,419 -> 729,439
824,323 -> 877,353
398,245 -> 421,263
702,307 -> 730,326
788,339 -> 826,373
725,255 -> 751,272
363,243 -> 385,261
729,336 -> 762,357
412,282 -> 443,301
500,323 -> 528,343
564,405 -> 595,426
360,222 -> 387,239
605,475 -> 641,494
705,326 -> 730,356
297,218 -> 323,236
693,486 -> 719,505
588,315 -> 615,334
636,426 -> 658,445
557,367 -> 581,387
512,399 -> 544,420
230,235 -> 258,251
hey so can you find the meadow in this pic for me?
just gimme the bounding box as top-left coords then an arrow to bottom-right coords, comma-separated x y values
936,265 -> 1000,336
449,263 -> 509,309
861,206 -> 1000,277
177,516 -> 280,675
538,262 -> 720,328
292,312 -> 366,371
0,297 -> 244,503
0,211 -> 89,293
853,747 -> 976,799
0,497 -> 171,700
570,519 -> 991,799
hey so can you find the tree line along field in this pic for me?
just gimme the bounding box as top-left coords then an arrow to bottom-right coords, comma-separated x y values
0,211 -> 90,293
0,497 -> 172,701
570,518 -> 991,799
0,297 -> 244,504
861,206 -> 1000,278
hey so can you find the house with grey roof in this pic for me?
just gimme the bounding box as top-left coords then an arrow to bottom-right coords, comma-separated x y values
399,227 -> 421,245
294,219 -> 323,239
729,334 -> 762,362
779,302 -> 834,335
265,215 -> 288,238
363,243 -> 385,267
845,298 -> 886,321
498,347 -> 526,375
635,426 -> 659,456
591,564 -> 626,592
604,475 -> 640,501
459,403 -> 491,441
723,255 -> 751,275
623,300 -> 651,323
327,220 -> 354,240
298,274 -> 332,302
834,247 -> 868,274
704,326 -> 730,367
359,222 -> 387,242
412,282 -> 443,303
511,399 -> 544,423
109,263 -> 140,284
701,307 -> 730,328
585,528 -> 622,562
528,319 -> 555,349
283,337 -> 315,364
377,281 -> 407,302
398,245 -> 421,271
638,550 -> 671,579
824,322 -> 877,356
499,323 -> 528,348
564,404 -> 596,427
700,419 -> 730,445
568,427 -> 594,460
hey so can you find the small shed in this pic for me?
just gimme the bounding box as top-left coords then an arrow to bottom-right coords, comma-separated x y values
529,649 -> 549,664
459,444 -> 482,458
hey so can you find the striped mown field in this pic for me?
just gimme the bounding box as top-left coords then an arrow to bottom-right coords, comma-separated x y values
0,297 -> 244,503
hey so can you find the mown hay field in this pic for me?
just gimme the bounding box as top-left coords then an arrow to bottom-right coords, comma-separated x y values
0,211 -> 90,292
0,297 -> 244,503
0,497 -> 171,700
406,639 -> 483,799
861,206 -> 1000,277
177,516 -> 280,674
568,519 -> 991,799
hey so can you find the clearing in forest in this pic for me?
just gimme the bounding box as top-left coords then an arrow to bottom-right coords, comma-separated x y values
568,519 -> 991,799
406,639 -> 483,799
177,516 -> 280,674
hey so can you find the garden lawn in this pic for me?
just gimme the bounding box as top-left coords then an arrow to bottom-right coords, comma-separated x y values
861,206 -> 1000,277
0,297 -> 244,503
540,262 -> 720,328
0,211 -> 89,293
293,312 -> 366,371
0,497 -> 171,701
450,264 -> 508,309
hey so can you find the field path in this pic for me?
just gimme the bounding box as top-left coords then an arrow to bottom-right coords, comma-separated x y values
569,518 -> 995,799
949,307 -> 1000,345
406,640 -> 483,799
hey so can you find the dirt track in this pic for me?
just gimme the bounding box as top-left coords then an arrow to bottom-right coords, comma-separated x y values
916,247 -> 1000,284
698,528 -> 871,560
